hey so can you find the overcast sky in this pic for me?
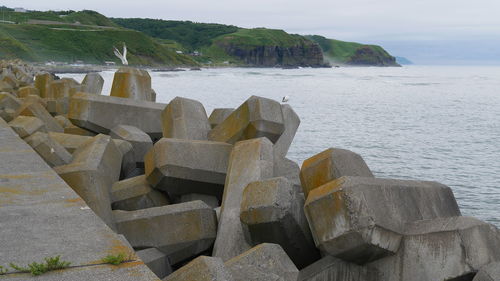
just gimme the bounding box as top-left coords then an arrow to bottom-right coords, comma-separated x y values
4,0 -> 500,64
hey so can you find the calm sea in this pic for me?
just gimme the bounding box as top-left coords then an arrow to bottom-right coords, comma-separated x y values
64,65 -> 500,227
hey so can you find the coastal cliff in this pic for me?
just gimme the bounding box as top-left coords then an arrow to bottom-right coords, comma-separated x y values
306,35 -> 400,66
211,29 -> 326,67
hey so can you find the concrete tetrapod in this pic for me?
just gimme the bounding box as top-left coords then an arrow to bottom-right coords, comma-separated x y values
8,115 -> 46,138
473,262 -> 500,281
209,108 -> 234,129
274,157 -> 302,187
14,101 -> 64,132
111,175 -> 170,211
144,138 -> 232,200
240,177 -> 320,269
110,124 -> 153,167
212,137 -> 274,261
161,96 -> 211,140
81,72 -> 104,95
53,134 -> 122,228
137,248 -> 173,279
164,256 -> 233,281
34,72 -> 53,98
68,92 -> 166,139
370,216 -> 500,281
273,104 -> 300,158
208,95 -> 285,144
225,243 -> 299,281
304,176 -> 462,264
300,147 -> 374,197
17,85 -> 39,98
114,200 -> 217,265
24,131 -> 73,167
110,67 -> 155,101
298,255 -> 379,281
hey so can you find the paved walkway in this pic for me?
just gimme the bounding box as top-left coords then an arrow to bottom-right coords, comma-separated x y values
0,118 -> 158,280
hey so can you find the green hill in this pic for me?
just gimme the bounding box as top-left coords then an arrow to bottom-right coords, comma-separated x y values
0,9 -> 198,66
113,18 -> 326,67
112,18 -> 238,51
305,35 -> 399,66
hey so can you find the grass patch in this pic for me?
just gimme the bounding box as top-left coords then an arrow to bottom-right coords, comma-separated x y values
101,253 -> 128,265
9,256 -> 71,276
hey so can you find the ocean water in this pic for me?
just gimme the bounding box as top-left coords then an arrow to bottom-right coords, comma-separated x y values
64,66 -> 500,227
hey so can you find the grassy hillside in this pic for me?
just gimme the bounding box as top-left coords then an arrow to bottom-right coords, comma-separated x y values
0,23 -> 198,66
112,18 -> 238,51
0,8 -> 118,27
306,35 -> 398,66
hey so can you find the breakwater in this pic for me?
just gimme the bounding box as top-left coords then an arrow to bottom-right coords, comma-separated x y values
0,60 -> 499,280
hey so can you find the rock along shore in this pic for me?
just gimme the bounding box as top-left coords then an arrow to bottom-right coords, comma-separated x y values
0,59 -> 499,280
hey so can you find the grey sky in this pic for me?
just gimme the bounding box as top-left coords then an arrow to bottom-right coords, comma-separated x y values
4,0 -> 500,63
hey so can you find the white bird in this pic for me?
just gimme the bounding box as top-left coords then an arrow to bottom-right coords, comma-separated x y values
282,95 -> 289,103
113,43 -> 128,65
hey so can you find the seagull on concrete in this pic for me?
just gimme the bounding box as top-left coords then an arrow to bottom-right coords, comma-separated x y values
282,95 -> 289,103
113,43 -> 128,65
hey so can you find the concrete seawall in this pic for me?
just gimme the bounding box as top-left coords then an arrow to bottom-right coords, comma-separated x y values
0,118 -> 159,280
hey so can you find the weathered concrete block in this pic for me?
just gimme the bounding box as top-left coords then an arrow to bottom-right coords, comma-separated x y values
300,148 -> 374,197
24,132 -> 73,167
114,200 -> 217,264
144,138 -> 232,199
179,193 -> 219,208
47,78 -> 78,99
209,108 -> 234,129
48,132 -> 92,153
8,115 -> 46,138
208,96 -> 285,144
213,137 -> 274,261
370,216 -> 500,281
165,256 -> 232,281
68,92 -> 166,139
54,115 -> 94,136
241,177 -> 319,269
274,157 -> 301,187
161,97 -> 211,140
54,115 -> 72,128
0,92 -> 21,122
136,248 -> 172,279
22,94 -> 47,108
34,72 -> 53,98
304,176 -> 462,264
0,80 -> 13,92
111,67 -> 154,101
54,134 -> 122,228
0,92 -> 22,111
15,101 -> 63,132
81,72 -> 104,95
17,85 -> 39,98
110,124 -> 153,166
225,243 -> 299,281
298,255 -> 379,281
274,104 -> 300,158
111,175 -> 170,211
473,262 -> 500,281
114,138 -> 137,179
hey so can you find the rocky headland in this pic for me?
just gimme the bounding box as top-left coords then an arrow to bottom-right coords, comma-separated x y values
0,60 -> 498,280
